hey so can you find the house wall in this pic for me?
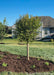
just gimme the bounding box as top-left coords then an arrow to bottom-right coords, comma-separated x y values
12,25 -> 16,38
42,28 -> 50,38
50,28 -> 54,33
36,27 -> 50,39
36,26 -> 42,39
37,27 -> 54,39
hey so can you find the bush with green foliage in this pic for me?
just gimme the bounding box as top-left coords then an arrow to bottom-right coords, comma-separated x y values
45,62 -> 49,66
17,56 -> 20,59
51,39 -> 54,42
30,65 -> 36,69
2,62 -> 7,67
37,58 -> 40,61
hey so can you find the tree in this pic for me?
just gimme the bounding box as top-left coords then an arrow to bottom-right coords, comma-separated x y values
7,28 -> 12,34
16,14 -> 41,60
0,18 -> 6,42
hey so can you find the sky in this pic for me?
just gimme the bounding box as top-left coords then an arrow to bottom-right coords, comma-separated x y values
0,0 -> 54,26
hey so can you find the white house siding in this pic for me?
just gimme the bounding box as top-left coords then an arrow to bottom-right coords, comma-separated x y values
42,28 -> 50,38
12,25 -> 16,38
36,26 -> 42,39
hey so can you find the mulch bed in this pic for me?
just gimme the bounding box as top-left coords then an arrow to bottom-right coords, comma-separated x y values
0,51 -> 54,73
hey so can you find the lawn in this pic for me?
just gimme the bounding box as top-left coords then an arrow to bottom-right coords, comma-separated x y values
0,39 -> 54,75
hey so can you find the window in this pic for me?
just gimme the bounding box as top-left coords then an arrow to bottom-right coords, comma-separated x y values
45,30 -> 48,34
50,28 -> 54,33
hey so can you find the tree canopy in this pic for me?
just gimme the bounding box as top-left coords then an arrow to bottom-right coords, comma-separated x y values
0,18 -> 6,40
16,14 -> 41,42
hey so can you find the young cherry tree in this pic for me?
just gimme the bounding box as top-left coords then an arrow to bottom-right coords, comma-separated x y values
16,14 -> 41,60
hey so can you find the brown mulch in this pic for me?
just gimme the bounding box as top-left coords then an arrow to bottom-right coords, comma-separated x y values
0,51 -> 54,73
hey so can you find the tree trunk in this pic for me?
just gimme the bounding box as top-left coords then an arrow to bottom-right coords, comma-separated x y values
27,42 -> 29,60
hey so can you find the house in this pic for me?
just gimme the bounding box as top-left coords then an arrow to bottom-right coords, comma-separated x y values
12,16 -> 54,39
12,24 -> 16,37
39,16 -> 54,39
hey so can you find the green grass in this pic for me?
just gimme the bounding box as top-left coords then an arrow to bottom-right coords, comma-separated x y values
0,39 -> 54,75
0,42 -> 54,61
0,71 -> 54,75
0,39 -> 18,44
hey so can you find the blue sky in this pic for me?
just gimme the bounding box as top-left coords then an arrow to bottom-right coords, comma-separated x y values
0,0 -> 54,26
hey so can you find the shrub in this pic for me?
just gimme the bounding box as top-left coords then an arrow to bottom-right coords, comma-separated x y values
45,62 -> 49,66
2,62 -> 7,67
51,39 -> 54,42
30,65 -> 36,69
37,58 -> 40,61
17,56 -> 20,59
0,55 -> 3,59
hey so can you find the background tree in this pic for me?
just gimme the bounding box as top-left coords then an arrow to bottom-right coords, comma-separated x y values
0,18 -> 6,42
16,14 -> 41,60
3,18 -> 11,34
7,27 -> 12,34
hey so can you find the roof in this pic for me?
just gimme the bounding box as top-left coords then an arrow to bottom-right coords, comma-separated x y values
39,16 -> 54,27
12,16 -> 54,28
